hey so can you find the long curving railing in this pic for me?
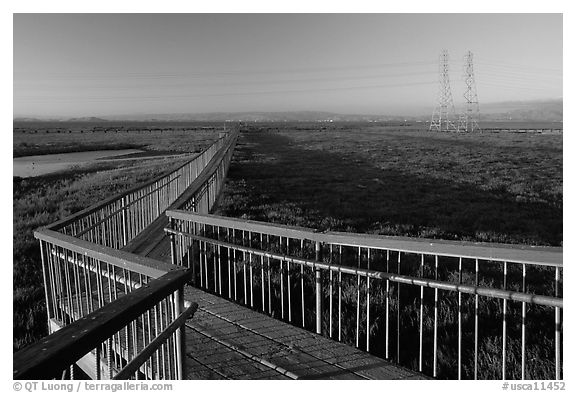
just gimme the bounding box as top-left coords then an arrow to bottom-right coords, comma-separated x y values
165,210 -> 563,380
46,130 -> 237,249
15,127 -> 240,380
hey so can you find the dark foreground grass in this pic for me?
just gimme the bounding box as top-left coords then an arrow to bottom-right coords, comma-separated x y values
212,125 -> 562,379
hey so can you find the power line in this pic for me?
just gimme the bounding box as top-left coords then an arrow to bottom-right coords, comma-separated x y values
16,80 -> 436,102
15,71 -> 437,90
14,61 -> 436,81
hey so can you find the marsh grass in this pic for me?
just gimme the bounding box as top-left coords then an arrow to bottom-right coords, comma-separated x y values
216,126 -> 562,246
211,124 -> 562,379
13,122 -> 219,157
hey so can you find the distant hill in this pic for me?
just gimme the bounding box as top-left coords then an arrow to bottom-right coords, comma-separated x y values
479,99 -> 562,122
103,111 -> 402,122
66,116 -> 109,122
14,99 -> 562,123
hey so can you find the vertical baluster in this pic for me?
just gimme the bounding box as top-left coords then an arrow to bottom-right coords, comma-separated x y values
177,222 -> 184,268
250,232 -> 254,309
433,255 -> 439,378
127,271 -> 132,294
213,228 -> 217,293
301,239 -> 305,328
458,257 -> 462,380
81,255 -> 90,315
555,266 -> 561,380
397,252 -> 401,364
95,259 -> 104,312
95,345 -> 101,380
107,337 -> 112,379
287,237 -> 291,322
267,234 -> 271,314
329,244 -> 333,338
106,263 -> 113,305
154,304 -> 160,378
366,248 -> 371,352
156,182 -> 161,222
218,226 -> 222,295
260,233 -> 265,312
146,307 -> 153,378
56,247 -> 65,322
386,249 -> 390,359
521,263 -> 526,380
199,235 -> 204,288
72,250 -> 83,317
419,253 -> 424,372
52,244 -> 62,323
502,261 -> 507,380
166,297 -> 173,380
132,316 -> 138,378
339,245 -> 342,342
315,241 -> 322,335
204,225 -> 209,290
243,231 -> 248,305
63,249 -> 74,322
280,237 -> 285,319
233,229 -> 237,301
40,241 -> 51,324
159,301 -> 166,379
112,267 -> 120,375
227,228 -> 232,299
474,258 -> 479,380
356,247 -> 361,348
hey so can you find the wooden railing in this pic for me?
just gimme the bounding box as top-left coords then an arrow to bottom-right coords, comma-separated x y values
165,210 -> 563,380
14,265 -> 196,380
169,128 -> 238,213
46,129 -> 238,249
21,229 -> 196,380
16,127 -> 240,380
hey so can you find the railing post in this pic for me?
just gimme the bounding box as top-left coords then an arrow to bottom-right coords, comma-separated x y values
190,202 -> 197,285
315,241 -> 322,335
39,240 -> 52,332
174,286 -> 185,379
169,218 -> 177,267
121,196 -> 128,247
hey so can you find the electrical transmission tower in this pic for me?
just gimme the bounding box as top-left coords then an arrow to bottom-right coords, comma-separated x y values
458,50 -> 480,132
430,50 -> 457,132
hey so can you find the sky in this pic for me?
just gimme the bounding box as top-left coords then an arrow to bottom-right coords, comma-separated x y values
13,13 -> 563,117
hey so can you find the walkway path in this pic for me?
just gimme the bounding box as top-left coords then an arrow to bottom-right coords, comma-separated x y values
127,214 -> 428,380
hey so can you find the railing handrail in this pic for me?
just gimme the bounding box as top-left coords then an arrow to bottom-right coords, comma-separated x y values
35,228 -> 181,278
44,132 -> 229,231
167,208 -> 317,239
168,130 -> 239,211
165,227 -> 563,308
166,210 -> 563,267
13,269 -> 195,380
113,301 -> 198,380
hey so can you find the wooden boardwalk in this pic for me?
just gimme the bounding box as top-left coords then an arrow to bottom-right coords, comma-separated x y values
128,215 -> 428,380
183,287 -> 427,380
